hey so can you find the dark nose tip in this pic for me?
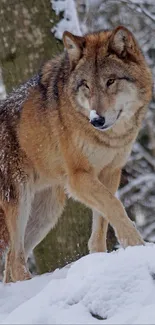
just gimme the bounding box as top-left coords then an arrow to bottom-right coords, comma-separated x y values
91,116 -> 105,128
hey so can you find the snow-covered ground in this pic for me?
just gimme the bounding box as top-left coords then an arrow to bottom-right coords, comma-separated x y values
0,245 -> 155,324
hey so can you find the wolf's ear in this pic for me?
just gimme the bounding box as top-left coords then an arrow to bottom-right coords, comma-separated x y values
63,31 -> 85,67
109,26 -> 138,59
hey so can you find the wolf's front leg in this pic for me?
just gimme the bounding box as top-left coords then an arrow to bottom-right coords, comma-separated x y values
3,184 -> 33,283
68,170 -> 144,249
89,168 -> 121,253
88,211 -> 108,253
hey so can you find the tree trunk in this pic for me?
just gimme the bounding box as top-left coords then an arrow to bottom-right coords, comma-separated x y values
0,0 -> 62,91
34,199 -> 91,273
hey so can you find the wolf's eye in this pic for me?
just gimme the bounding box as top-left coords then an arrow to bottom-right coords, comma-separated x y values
78,80 -> 89,90
85,83 -> 89,90
107,79 -> 115,87
83,81 -> 89,90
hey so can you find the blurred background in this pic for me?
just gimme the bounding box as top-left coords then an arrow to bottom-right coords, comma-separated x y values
0,0 -> 154,275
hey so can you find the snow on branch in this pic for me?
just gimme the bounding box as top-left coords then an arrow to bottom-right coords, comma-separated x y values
118,174 -> 155,199
52,0 -> 82,39
139,4 -> 155,22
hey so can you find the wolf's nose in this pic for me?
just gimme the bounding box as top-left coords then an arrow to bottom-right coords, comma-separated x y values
91,116 -> 105,128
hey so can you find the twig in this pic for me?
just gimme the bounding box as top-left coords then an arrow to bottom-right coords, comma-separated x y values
139,4 -> 155,23
135,143 -> 155,169
118,174 -> 155,198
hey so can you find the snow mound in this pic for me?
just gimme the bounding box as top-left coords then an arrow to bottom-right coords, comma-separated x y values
1,245 -> 155,324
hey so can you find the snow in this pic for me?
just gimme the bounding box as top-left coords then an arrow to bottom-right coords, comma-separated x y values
0,245 -> 155,324
52,0 -> 82,39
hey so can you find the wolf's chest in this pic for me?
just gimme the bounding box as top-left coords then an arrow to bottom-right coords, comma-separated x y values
82,142 -> 115,171
81,140 -> 132,172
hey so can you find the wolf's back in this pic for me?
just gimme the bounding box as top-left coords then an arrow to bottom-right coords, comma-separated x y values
0,74 -> 39,118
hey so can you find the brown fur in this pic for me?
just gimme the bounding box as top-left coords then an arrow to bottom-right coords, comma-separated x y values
0,26 -> 152,282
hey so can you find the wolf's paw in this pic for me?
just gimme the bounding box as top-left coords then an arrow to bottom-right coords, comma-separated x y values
11,265 -> 32,282
88,233 -> 107,253
116,224 -> 144,248
3,267 -> 12,284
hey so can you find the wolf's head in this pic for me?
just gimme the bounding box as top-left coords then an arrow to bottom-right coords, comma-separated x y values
63,26 -> 152,131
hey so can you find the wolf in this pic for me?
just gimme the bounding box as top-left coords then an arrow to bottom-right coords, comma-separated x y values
0,26 -> 152,282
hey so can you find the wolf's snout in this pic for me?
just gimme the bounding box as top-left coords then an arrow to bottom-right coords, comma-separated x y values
91,116 -> 105,128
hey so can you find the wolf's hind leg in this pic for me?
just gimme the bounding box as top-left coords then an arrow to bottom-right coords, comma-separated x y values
24,186 -> 66,260
3,184 -> 32,283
